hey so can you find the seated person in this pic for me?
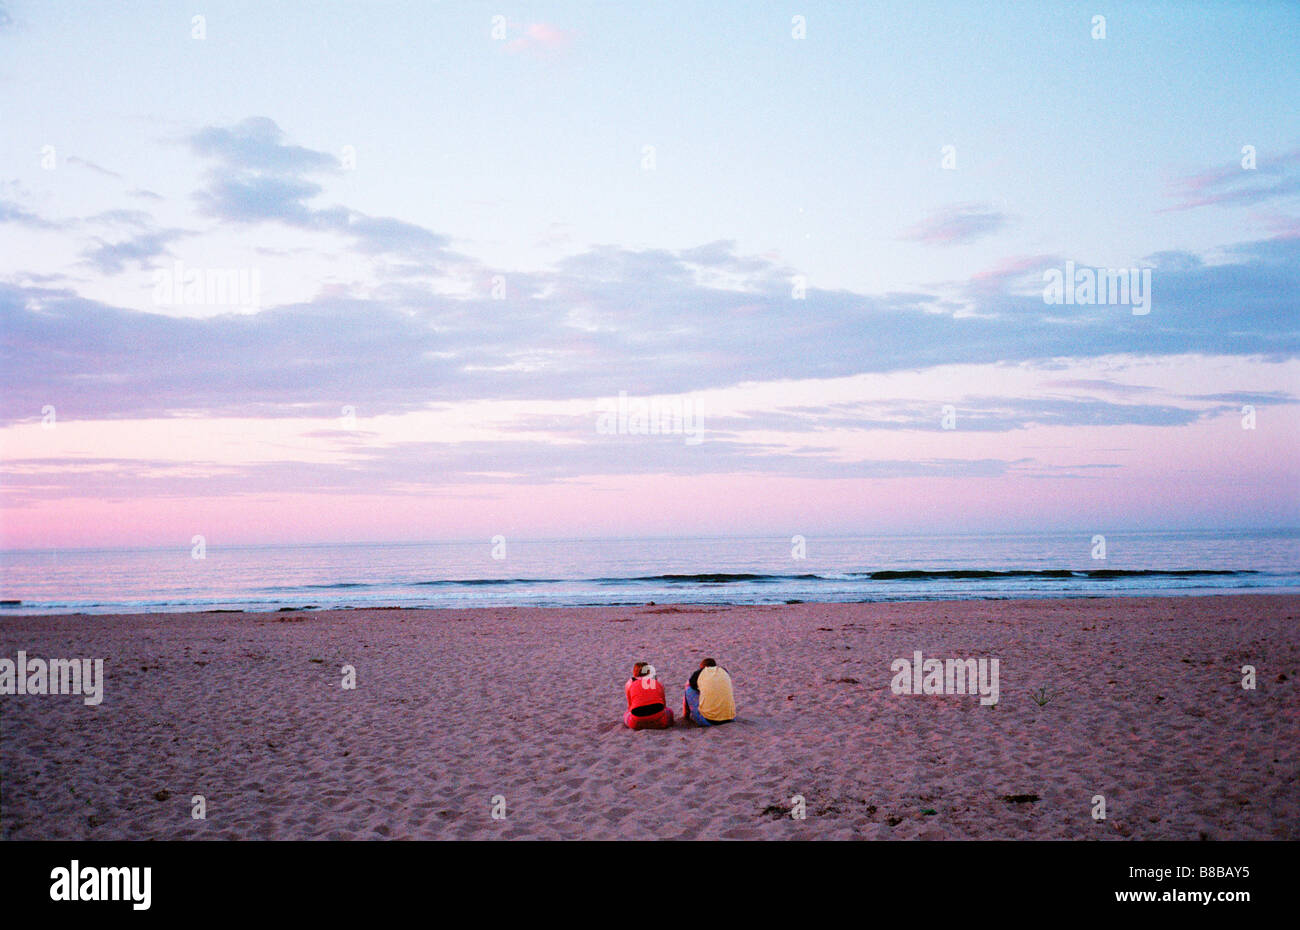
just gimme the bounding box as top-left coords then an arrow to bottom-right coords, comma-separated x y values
682,657 -> 736,726
624,661 -> 674,729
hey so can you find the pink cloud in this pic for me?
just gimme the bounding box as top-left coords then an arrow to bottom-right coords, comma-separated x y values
901,203 -> 1011,246
506,22 -> 575,55
1160,148 -> 1300,212
967,254 -> 1058,294
1254,213 -> 1300,240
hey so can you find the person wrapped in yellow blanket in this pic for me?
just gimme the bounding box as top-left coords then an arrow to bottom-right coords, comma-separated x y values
682,657 -> 736,726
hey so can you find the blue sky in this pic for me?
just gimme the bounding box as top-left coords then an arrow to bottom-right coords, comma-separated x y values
0,1 -> 1298,546
4,1 -> 1297,291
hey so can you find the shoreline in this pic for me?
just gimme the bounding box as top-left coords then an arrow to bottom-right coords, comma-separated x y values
2,594 -> 1297,840
5,586 -> 1300,619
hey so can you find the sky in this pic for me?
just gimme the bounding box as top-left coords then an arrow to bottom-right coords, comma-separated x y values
1,0 -> 1298,549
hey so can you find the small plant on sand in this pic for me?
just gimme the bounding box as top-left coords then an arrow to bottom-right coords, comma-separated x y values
1028,686 -> 1059,707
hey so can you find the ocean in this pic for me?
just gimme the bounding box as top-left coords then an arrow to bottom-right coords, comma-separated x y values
1,529 -> 1297,615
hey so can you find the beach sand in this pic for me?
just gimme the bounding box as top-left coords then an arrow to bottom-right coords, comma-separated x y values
2,595 -> 1297,840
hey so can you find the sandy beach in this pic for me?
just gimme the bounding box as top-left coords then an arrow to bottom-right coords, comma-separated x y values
2,594 -> 1297,840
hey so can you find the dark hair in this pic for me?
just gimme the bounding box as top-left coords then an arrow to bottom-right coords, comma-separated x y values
702,657 -> 716,667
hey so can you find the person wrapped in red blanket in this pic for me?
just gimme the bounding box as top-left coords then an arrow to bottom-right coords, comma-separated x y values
623,661 -> 674,729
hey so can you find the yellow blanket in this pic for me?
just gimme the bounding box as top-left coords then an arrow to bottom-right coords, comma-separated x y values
698,666 -> 736,722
